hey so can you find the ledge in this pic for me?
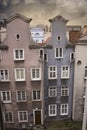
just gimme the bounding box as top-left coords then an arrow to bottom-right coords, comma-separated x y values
29,44 -> 53,49
0,44 -> 9,50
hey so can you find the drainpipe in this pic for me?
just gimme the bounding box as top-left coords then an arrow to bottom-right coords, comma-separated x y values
82,79 -> 87,130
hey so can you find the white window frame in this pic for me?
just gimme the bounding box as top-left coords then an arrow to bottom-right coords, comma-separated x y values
0,50 -> 2,60
48,66 -> 57,79
18,111 -> 28,122
0,69 -> 9,81
32,90 -> 41,101
61,86 -> 69,96
85,66 -> 87,79
31,68 -> 41,81
39,48 -> 44,60
49,86 -> 57,97
61,65 -> 70,79
14,49 -> 24,61
55,48 -> 63,59
4,112 -> 14,123
49,104 -> 57,116
15,68 -> 25,81
70,52 -> 74,62
1,91 -> 11,103
60,104 -> 68,116
16,90 -> 27,102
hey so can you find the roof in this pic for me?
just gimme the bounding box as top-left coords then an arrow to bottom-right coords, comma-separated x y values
49,15 -> 68,23
5,13 -> 32,24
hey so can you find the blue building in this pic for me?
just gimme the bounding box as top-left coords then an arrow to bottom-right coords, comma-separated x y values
44,15 -> 74,121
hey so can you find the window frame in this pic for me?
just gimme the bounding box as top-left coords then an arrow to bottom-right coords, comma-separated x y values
0,69 -> 10,81
31,68 -> 41,81
55,48 -> 63,59
61,65 -> 70,79
4,112 -> 14,123
15,68 -> 25,81
32,90 -> 41,101
48,66 -> 57,79
85,66 -> 87,79
1,91 -> 11,103
49,86 -> 57,97
18,111 -> 28,122
61,86 -> 69,96
60,104 -> 68,116
49,104 -> 57,116
14,49 -> 24,61
16,90 -> 27,102
15,33 -> 21,40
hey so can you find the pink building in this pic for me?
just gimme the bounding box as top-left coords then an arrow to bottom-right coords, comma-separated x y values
0,13 -> 44,129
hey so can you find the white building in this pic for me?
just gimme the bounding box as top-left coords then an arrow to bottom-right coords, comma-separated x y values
73,33 -> 87,121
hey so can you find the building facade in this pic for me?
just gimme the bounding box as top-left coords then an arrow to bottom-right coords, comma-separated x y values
73,34 -> 87,121
0,13 -> 44,129
44,15 -> 75,121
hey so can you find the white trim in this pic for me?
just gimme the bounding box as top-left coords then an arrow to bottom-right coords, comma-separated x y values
60,104 -> 68,116
48,86 -> 57,97
32,90 -> 41,101
55,48 -> 63,59
39,48 -> 44,60
61,86 -> 69,96
0,69 -> 10,82
61,65 -> 70,79
70,52 -> 74,63
31,68 -> 41,81
4,111 -> 14,123
18,111 -> 28,122
1,91 -> 11,103
16,90 -> 27,102
48,66 -> 57,79
48,104 -> 57,116
13,48 -> 24,61
14,68 -> 25,81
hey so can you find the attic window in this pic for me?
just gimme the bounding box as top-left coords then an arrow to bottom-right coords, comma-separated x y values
16,33 -> 20,40
57,36 -> 60,41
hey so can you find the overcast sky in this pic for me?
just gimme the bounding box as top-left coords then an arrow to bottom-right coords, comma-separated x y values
0,0 -> 87,26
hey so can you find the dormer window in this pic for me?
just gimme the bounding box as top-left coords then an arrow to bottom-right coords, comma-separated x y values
57,36 -> 60,41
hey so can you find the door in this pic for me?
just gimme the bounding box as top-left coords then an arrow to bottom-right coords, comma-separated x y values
34,110 -> 41,125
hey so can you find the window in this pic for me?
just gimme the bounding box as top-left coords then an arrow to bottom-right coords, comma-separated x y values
18,111 -> 28,122
60,104 -> 68,115
32,90 -> 41,100
44,53 -> 48,62
49,104 -> 57,116
61,86 -> 69,96
4,112 -> 13,123
0,69 -> 9,81
55,48 -> 63,58
16,90 -> 26,102
48,66 -> 57,79
1,91 -> 11,103
15,68 -> 25,81
49,86 -> 57,97
14,49 -> 24,61
0,50 -> 2,60
70,52 -> 74,62
16,33 -> 20,40
39,49 -> 44,60
61,66 -> 69,79
85,66 -> 87,79
57,36 -> 60,41
31,68 -> 41,81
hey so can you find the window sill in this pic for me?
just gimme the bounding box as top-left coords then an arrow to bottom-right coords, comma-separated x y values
15,80 -> 26,82
0,80 -> 10,82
